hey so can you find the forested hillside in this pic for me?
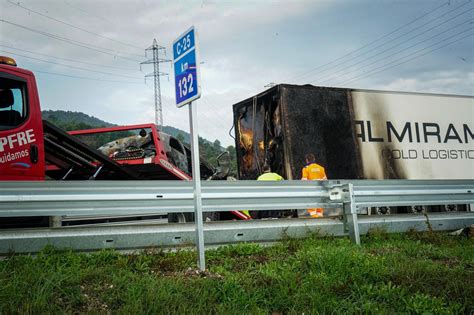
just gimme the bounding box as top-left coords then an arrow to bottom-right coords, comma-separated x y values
42,110 -> 113,130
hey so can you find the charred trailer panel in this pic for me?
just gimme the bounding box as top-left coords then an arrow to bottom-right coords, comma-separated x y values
233,86 -> 281,180
233,85 -> 361,180
233,84 -> 474,181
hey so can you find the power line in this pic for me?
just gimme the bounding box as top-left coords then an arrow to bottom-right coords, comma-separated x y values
29,68 -> 144,84
198,95 -> 237,146
285,0 -> 451,83
199,98 -> 232,135
0,19 -> 141,62
62,1 -> 117,26
0,44 -> 138,71
0,50 -> 143,80
307,3 -> 473,85
6,0 -> 144,53
317,16 -> 472,85
339,30 -> 474,86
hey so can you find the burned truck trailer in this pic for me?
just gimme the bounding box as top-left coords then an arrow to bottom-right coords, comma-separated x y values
232,84 -> 473,211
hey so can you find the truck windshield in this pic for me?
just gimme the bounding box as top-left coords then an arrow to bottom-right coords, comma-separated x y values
0,77 -> 27,130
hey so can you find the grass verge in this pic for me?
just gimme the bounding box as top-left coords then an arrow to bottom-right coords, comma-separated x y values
0,231 -> 472,314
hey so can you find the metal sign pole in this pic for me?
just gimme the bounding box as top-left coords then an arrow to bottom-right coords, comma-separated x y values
189,101 -> 205,270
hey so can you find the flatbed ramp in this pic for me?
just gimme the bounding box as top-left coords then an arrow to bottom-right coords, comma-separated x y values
43,120 -> 140,180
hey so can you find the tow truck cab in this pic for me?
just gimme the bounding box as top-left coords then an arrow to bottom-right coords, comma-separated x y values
0,56 -> 45,180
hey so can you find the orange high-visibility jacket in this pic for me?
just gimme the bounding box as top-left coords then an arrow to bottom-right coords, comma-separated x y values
302,163 -> 327,180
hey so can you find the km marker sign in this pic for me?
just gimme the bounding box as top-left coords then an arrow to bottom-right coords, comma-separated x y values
173,27 -> 201,108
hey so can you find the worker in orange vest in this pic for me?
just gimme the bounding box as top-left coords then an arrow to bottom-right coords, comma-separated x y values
301,153 -> 327,218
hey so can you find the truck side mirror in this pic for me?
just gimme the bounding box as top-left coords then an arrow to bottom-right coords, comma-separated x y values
209,151 -> 231,180
216,151 -> 230,167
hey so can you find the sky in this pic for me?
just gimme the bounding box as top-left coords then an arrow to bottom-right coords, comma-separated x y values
1,0 -> 473,146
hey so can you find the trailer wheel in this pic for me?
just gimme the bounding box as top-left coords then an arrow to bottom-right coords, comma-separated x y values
167,213 -> 192,223
411,205 -> 426,214
203,211 -> 221,221
374,206 -> 391,215
167,212 -> 220,223
255,210 -> 283,219
445,204 -> 458,212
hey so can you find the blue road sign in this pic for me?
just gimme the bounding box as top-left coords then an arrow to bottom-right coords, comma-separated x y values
173,27 -> 201,108
173,28 -> 195,60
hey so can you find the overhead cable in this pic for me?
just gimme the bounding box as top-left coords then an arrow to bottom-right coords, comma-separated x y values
311,5 -> 473,85
286,1 -> 452,83
0,19 -> 141,62
30,69 -> 144,84
6,0 -> 144,53
339,30 -> 474,86
318,17 -> 473,85
63,1 -> 116,25
0,50 -> 143,80
0,44 -> 138,71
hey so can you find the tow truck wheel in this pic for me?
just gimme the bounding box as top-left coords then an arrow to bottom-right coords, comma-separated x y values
411,205 -> 426,214
375,206 -> 391,215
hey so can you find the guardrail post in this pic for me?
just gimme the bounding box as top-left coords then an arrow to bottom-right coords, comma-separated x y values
342,183 -> 360,245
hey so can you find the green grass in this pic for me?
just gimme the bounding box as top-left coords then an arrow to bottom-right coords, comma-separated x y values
0,232 -> 472,314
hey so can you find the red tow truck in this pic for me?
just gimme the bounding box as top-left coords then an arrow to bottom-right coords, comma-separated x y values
0,56 -> 250,227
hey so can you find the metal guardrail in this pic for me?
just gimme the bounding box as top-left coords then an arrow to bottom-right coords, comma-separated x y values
0,179 -> 473,254
345,179 -> 474,208
0,180 -> 335,216
329,180 -> 474,243
1,213 -> 472,254
2,180 -> 471,215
